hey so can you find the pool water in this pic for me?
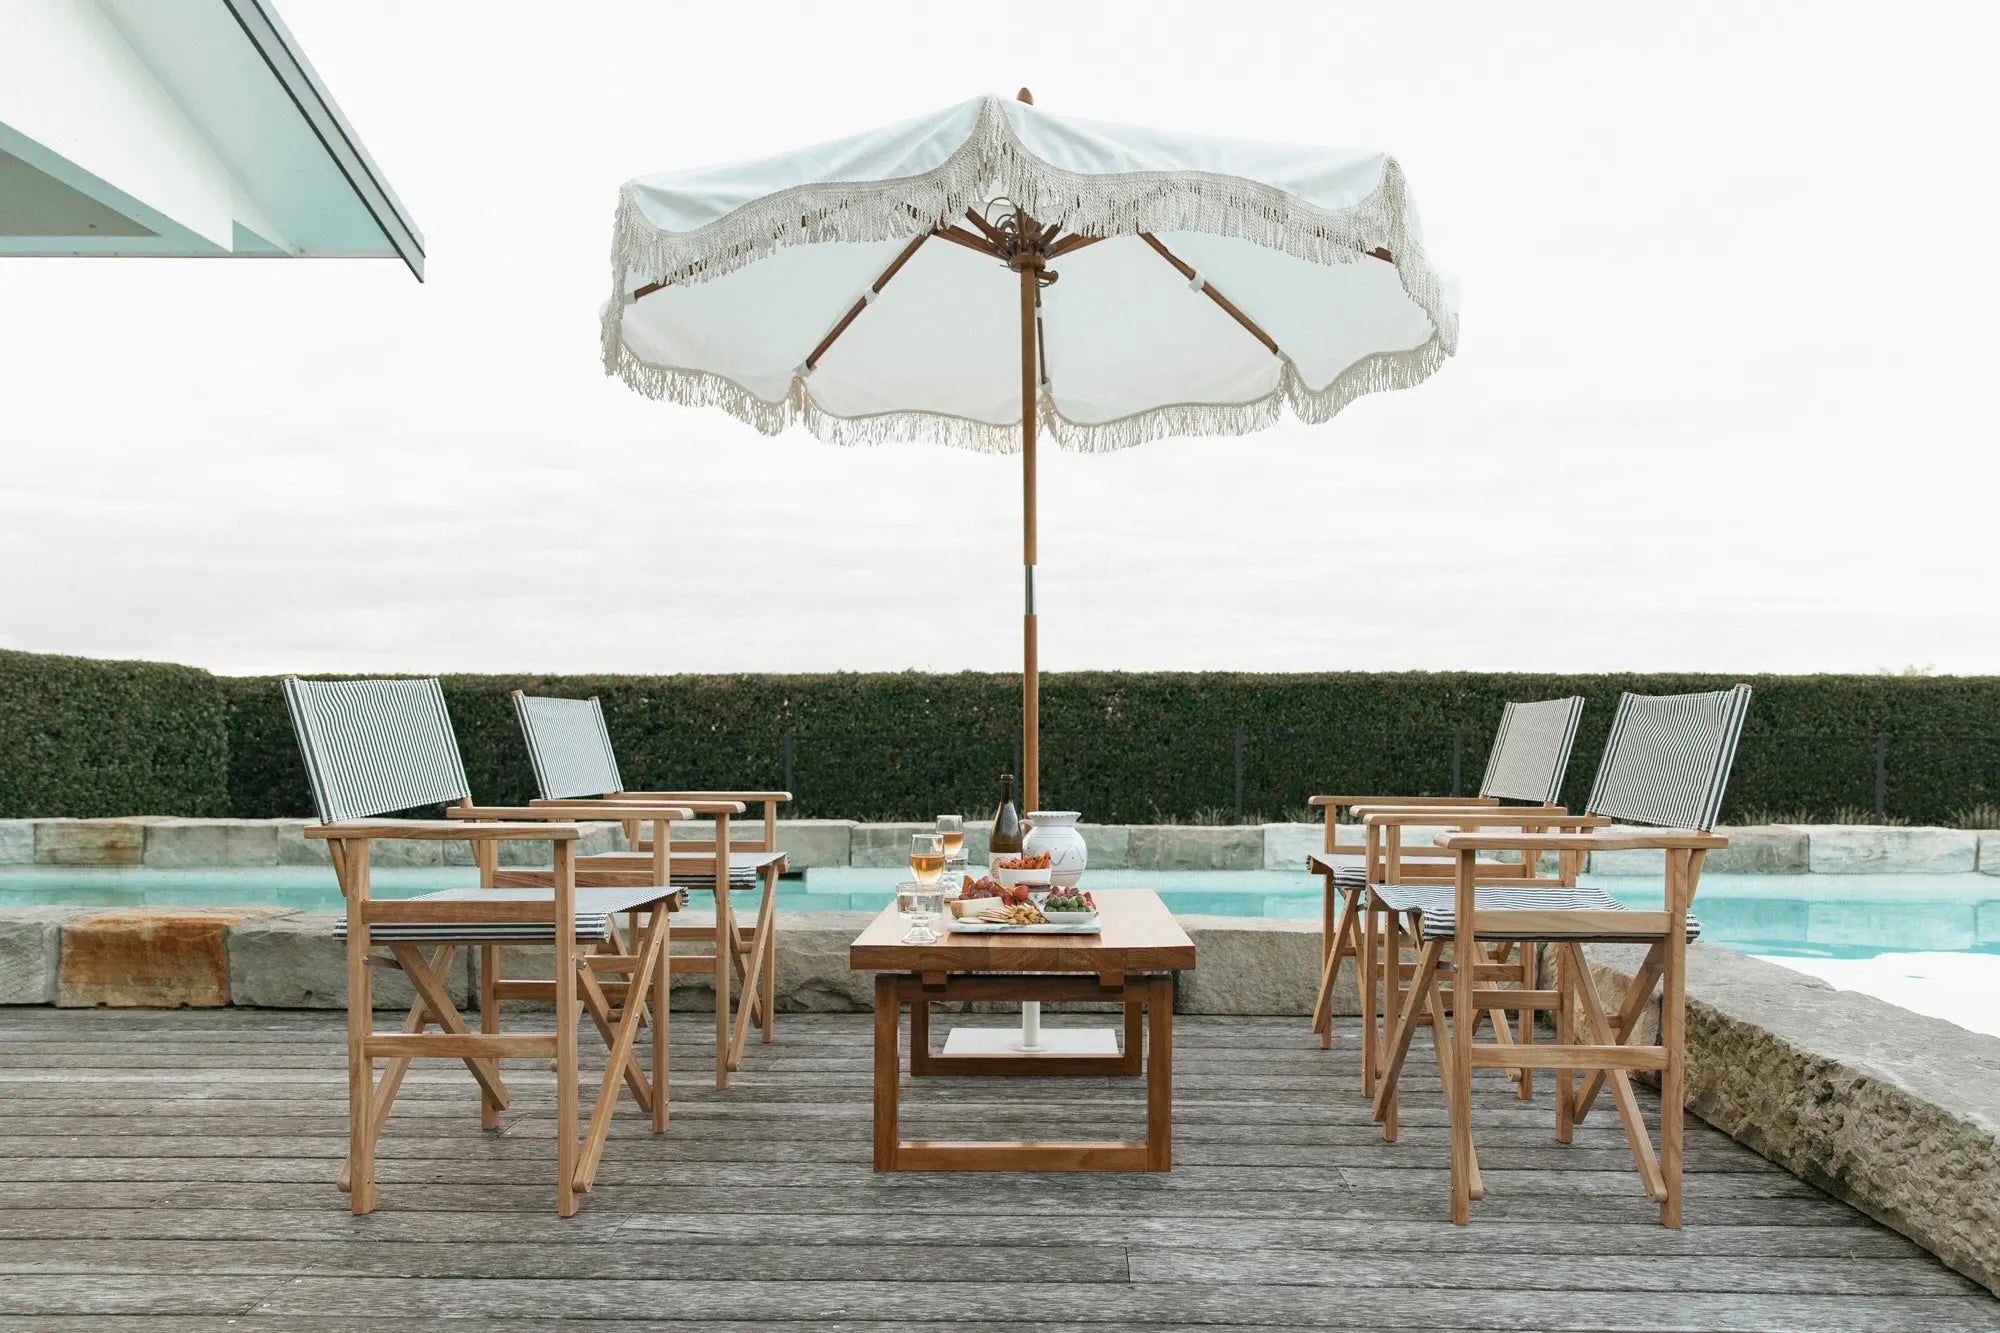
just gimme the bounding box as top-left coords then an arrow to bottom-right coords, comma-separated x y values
6,866 -> 1994,1035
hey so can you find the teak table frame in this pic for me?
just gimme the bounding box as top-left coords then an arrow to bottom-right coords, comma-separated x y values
850,888 -> 1194,1173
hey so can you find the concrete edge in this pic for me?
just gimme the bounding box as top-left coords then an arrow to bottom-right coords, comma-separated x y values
1579,941 -> 2000,1297
5,817 -> 1996,875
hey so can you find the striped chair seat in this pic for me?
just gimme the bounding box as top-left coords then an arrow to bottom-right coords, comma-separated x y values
1307,854 -> 1367,888
332,885 -> 674,943
1370,883 -> 1701,942
671,850 -> 784,889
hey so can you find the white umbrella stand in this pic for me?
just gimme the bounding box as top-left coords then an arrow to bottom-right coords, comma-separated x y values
602,89 -> 1458,815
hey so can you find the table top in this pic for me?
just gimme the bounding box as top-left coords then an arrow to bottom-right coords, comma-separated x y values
848,888 -> 1196,975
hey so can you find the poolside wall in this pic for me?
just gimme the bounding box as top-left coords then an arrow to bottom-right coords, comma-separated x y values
7,815 -> 2000,874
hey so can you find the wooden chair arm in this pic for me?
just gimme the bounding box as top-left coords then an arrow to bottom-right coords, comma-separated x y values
615,790 -> 790,805
447,804 -> 693,822
529,798 -> 747,816
1360,811 -> 1603,829
1310,794 -> 1499,810
1433,830 -> 1728,852
306,820 -> 584,841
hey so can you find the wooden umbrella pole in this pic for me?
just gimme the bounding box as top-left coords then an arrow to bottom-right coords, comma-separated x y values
1020,246 -> 1040,814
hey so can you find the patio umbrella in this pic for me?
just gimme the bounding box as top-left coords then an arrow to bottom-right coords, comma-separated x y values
602,91 -> 1457,810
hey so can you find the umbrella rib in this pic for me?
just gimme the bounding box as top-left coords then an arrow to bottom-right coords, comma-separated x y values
802,231 -> 934,373
1138,233 -> 1281,357
932,224 -> 1003,258
1047,234 -> 1102,259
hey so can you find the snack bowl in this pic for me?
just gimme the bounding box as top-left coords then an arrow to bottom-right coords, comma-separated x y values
1040,910 -> 1100,927
992,866 -> 1052,892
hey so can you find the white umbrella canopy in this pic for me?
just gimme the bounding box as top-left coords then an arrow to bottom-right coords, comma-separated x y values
602,91 -> 1457,807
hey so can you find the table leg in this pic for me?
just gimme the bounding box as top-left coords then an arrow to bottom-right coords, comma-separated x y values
1123,999 -> 1144,1075
909,993 -> 934,1074
873,973 -> 899,1171
1146,975 -> 1173,1171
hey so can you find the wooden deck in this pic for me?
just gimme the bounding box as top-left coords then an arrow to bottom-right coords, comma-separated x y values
1,1005 -> 1995,1331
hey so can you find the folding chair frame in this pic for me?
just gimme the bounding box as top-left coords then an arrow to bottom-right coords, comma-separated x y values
1390,830 -> 1722,1226
318,815 -> 686,1218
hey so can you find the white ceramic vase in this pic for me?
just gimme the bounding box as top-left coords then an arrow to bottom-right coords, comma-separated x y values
1022,811 -> 1087,888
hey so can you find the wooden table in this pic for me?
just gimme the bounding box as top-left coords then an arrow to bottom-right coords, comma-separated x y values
849,888 -> 1195,1173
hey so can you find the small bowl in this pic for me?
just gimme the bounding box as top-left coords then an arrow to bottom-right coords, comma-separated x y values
1041,910 -> 1099,927
992,866 -> 1052,892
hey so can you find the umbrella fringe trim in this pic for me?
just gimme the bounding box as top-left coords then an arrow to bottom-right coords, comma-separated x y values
606,94 -> 1458,362
604,333 -> 1448,455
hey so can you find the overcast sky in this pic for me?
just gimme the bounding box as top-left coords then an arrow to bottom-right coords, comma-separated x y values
3,1 -> 1996,678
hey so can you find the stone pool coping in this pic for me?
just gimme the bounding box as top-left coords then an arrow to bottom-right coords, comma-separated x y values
6,815 -> 2000,875
2,899 -> 1994,1294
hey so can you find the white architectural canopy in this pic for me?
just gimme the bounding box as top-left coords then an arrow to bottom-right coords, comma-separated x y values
0,0 -> 422,278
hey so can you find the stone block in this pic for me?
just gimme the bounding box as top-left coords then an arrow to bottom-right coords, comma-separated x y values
143,819 -> 281,868
0,908 -> 81,1003
848,824 -> 933,868
1708,825 -> 1809,874
274,821 -> 331,865
226,912 -> 470,1010
1126,825 -> 1262,871
35,819 -> 147,865
1261,823 -> 1324,871
1980,834 -> 2000,876
1174,916 -> 1320,1016
1075,824 -> 1129,871
775,820 -> 854,869
58,907 -> 282,1007
1808,827 -> 1977,875
1579,941 -> 2000,1296
0,820 -> 35,865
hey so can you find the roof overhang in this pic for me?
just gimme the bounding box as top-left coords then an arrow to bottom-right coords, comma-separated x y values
0,0 -> 424,279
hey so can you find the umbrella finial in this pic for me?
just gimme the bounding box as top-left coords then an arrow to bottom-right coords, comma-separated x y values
1016,87 -> 1034,105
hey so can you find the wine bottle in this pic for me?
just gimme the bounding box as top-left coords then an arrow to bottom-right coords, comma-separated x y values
990,774 -> 1024,858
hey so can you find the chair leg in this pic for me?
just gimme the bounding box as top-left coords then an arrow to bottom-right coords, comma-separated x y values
1564,942 -> 1665,1203
1312,887 -> 1360,1050
759,865 -> 778,1044
1358,895 -> 1377,1092
1439,957 -> 1475,1224
713,887 -> 733,1091
727,870 -> 780,1069
1516,941 -> 1536,1101
653,908 -> 671,1133
345,923 -> 376,1216
1372,938 -> 1442,1136
1660,857 -> 1689,1229
576,906 -> 670,1192
1554,944 -> 1574,1145
480,943 -> 501,1131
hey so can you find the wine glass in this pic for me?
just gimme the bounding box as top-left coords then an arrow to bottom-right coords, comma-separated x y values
908,832 -> 945,886
896,879 -> 943,944
936,815 -> 967,889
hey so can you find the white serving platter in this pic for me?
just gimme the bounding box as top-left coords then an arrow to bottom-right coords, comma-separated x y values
945,915 -> 1101,935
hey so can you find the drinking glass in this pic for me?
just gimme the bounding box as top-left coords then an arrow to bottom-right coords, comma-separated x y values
936,814 -> 967,888
897,879 -> 943,944
908,832 -> 945,886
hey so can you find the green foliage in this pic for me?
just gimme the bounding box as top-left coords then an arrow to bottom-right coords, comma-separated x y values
10,650 -> 2000,825
0,648 -> 228,818
220,667 -> 2000,826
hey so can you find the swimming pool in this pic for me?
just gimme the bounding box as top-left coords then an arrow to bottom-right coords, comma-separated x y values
6,866 -> 1994,1034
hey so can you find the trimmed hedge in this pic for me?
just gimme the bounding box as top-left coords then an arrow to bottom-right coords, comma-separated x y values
3,648 -> 1994,823
0,648 -> 228,818
218,669 -> 2000,826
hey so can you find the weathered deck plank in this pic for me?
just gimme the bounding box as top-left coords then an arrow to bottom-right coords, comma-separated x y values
0,1007 -> 1992,1330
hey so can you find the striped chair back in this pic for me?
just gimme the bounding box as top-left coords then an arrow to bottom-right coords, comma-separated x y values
1586,686 -> 1752,832
514,693 -> 624,800
283,677 -> 471,825
1477,697 -> 1586,805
